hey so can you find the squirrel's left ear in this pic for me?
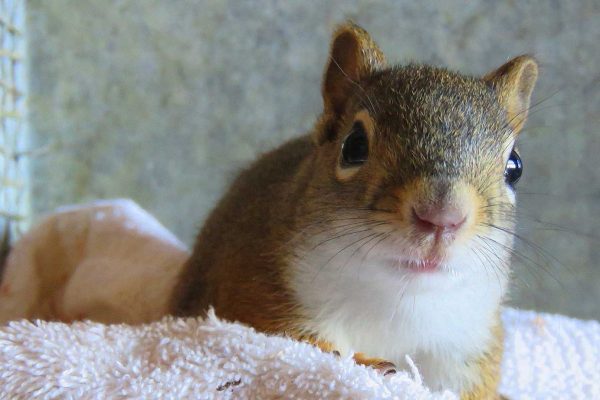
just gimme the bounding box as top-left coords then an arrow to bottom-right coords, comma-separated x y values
316,22 -> 386,144
484,55 -> 539,134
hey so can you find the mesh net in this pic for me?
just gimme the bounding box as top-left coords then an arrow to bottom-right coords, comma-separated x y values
0,0 -> 27,250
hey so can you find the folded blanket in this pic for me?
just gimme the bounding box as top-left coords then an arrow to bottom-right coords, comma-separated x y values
0,200 -> 598,399
0,199 -> 188,324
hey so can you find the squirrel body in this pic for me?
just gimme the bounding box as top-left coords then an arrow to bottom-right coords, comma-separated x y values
171,22 -> 538,399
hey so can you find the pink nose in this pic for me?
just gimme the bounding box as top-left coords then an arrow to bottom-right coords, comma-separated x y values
413,206 -> 467,233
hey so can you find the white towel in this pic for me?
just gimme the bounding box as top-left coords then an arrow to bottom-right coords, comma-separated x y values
500,309 -> 600,399
0,311 -> 457,399
0,307 -> 599,399
0,200 -> 598,399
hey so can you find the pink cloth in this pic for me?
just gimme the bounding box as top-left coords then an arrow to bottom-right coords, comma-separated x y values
0,199 -> 189,324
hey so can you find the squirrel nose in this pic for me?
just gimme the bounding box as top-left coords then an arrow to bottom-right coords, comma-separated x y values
413,206 -> 467,233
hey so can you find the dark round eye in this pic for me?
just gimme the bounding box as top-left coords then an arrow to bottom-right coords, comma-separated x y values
341,122 -> 368,166
505,149 -> 523,186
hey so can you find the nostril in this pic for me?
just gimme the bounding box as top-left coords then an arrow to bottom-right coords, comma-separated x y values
412,206 -> 467,232
412,208 -> 437,232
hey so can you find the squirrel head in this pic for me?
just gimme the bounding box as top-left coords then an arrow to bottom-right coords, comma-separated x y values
299,22 -> 538,281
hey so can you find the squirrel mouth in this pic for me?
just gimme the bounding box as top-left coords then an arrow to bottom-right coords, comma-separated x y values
399,241 -> 449,272
404,258 -> 442,272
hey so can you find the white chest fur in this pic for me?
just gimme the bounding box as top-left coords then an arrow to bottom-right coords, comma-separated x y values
289,236 -> 508,392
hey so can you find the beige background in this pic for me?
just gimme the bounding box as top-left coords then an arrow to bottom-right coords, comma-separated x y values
26,1 -> 599,318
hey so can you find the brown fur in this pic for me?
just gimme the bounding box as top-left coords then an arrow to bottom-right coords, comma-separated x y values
461,318 -> 505,400
170,21 -> 537,399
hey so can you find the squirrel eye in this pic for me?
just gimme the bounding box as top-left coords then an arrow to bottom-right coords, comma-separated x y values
505,149 -> 523,186
341,122 -> 369,166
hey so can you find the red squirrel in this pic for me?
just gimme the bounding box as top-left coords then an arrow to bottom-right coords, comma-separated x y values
171,22 -> 538,399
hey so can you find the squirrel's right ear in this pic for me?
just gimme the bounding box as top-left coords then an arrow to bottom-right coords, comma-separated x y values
484,55 -> 539,134
317,22 -> 385,143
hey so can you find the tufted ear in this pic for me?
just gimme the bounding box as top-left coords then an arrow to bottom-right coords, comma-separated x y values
484,55 -> 539,134
321,22 -> 386,124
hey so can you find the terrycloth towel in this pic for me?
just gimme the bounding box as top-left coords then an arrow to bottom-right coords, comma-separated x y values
0,307 -> 599,399
500,309 -> 600,399
0,200 -> 598,399
0,311 -> 456,399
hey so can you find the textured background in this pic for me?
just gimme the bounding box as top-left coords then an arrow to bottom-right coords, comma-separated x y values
26,1 -> 599,319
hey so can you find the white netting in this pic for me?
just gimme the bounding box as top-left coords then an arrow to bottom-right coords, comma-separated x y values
0,0 -> 27,250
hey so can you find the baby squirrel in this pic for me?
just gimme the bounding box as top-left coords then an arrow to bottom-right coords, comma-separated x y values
171,22 -> 538,399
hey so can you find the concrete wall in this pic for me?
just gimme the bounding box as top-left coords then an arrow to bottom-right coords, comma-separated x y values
26,1 -> 599,319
